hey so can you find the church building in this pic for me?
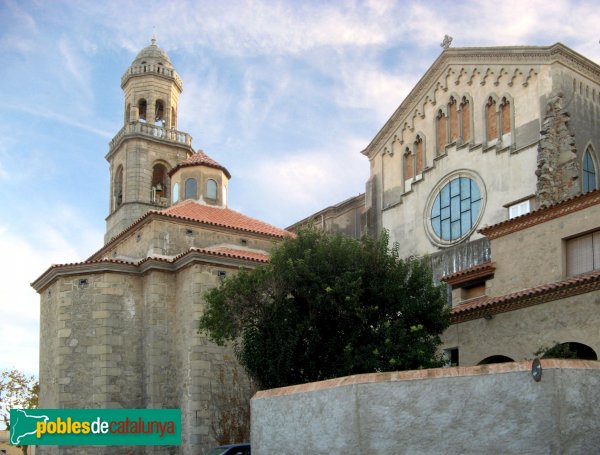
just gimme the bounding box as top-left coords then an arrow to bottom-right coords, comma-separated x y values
33,39 -> 288,454
291,42 -> 600,367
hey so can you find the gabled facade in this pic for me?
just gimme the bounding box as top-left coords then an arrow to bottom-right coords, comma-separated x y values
294,42 -> 600,366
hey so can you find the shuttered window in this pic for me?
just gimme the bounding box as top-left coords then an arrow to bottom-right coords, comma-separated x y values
566,231 -> 600,276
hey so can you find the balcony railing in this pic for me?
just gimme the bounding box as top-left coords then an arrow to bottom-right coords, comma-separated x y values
121,64 -> 183,89
109,122 -> 193,152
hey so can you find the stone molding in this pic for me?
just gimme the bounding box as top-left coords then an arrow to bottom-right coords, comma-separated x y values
361,43 -> 600,159
31,246 -> 266,292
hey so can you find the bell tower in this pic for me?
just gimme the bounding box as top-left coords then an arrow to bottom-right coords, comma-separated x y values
105,38 -> 194,242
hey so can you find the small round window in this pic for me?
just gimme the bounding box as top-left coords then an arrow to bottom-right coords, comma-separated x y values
430,177 -> 482,242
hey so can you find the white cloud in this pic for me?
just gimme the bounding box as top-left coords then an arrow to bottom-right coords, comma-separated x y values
0,205 -> 103,375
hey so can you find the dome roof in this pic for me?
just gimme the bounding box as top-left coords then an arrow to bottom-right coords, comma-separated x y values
131,37 -> 173,69
169,150 -> 231,179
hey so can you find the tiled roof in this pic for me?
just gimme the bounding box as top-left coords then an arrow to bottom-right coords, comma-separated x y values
441,262 -> 496,287
202,246 -> 269,263
169,150 -> 231,178
451,269 -> 600,323
479,189 -> 600,239
161,200 -> 290,238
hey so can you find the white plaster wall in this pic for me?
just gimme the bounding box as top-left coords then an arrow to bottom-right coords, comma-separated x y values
251,361 -> 600,455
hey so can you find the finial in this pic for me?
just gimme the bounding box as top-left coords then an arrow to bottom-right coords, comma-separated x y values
151,27 -> 157,45
440,35 -> 453,50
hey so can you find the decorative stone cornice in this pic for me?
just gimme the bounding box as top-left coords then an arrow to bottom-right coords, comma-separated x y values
479,189 -> 600,240
450,270 -> 600,324
31,247 -> 267,292
361,43 -> 600,159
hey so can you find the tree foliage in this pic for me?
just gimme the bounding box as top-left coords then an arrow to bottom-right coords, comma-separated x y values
200,228 -> 450,389
0,369 -> 38,429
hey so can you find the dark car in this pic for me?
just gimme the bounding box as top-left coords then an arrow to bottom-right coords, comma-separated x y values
205,443 -> 251,455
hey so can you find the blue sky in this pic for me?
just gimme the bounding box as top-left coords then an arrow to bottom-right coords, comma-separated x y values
0,0 -> 599,375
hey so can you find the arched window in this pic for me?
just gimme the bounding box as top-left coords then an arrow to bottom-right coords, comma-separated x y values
415,135 -> 424,174
206,179 -> 218,200
138,99 -> 147,122
477,355 -> 514,365
155,100 -> 165,126
460,97 -> 470,142
500,97 -> 511,135
151,164 -> 168,203
404,148 -> 413,181
114,165 -> 124,209
583,148 -> 597,192
486,97 -> 497,142
184,178 -> 197,200
125,103 -> 131,123
449,97 -> 459,142
541,342 -> 597,360
172,183 -> 180,204
436,110 -> 447,155
171,107 -> 177,129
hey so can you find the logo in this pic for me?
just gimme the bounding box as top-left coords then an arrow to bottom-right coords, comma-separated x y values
10,409 -> 181,446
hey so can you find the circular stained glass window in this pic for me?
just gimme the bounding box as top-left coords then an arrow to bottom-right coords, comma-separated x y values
430,177 -> 481,242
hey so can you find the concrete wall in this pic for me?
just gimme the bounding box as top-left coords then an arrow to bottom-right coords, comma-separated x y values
251,360 -> 600,455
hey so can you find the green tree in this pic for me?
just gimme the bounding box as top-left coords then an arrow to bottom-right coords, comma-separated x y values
0,369 -> 38,454
200,228 -> 450,389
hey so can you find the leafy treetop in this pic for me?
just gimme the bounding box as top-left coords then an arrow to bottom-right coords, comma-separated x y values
200,228 -> 450,389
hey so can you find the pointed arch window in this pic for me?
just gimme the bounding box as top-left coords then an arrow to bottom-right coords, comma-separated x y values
436,111 -> 447,155
404,148 -> 414,181
206,179 -> 218,200
184,178 -> 198,200
460,97 -> 471,142
138,99 -> 147,122
583,148 -> 597,192
500,97 -> 511,135
486,97 -> 497,142
449,97 -> 459,142
415,135 -> 424,174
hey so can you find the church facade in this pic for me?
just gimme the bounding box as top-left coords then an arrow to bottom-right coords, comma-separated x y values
33,40 -> 289,454
292,43 -> 600,366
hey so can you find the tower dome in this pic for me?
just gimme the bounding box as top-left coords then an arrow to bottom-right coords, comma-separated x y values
131,37 -> 173,69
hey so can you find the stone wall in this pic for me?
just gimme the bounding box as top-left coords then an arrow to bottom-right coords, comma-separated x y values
251,360 -> 600,455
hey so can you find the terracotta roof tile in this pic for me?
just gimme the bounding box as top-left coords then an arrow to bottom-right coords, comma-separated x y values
441,262 -> 496,286
451,269 -> 600,323
161,200 -> 290,238
169,150 -> 231,178
201,246 -> 269,262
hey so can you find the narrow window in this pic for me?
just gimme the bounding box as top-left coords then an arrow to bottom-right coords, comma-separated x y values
449,97 -> 459,142
172,183 -> 180,204
415,135 -> 424,174
206,179 -> 218,200
404,148 -> 414,181
125,103 -> 131,123
155,100 -> 165,126
583,149 -> 597,192
461,97 -> 470,142
184,178 -> 197,200
114,165 -> 124,209
151,164 -> 168,203
138,99 -> 147,122
436,111 -> 447,154
501,97 -> 511,135
486,97 -> 497,142
171,107 -> 177,129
